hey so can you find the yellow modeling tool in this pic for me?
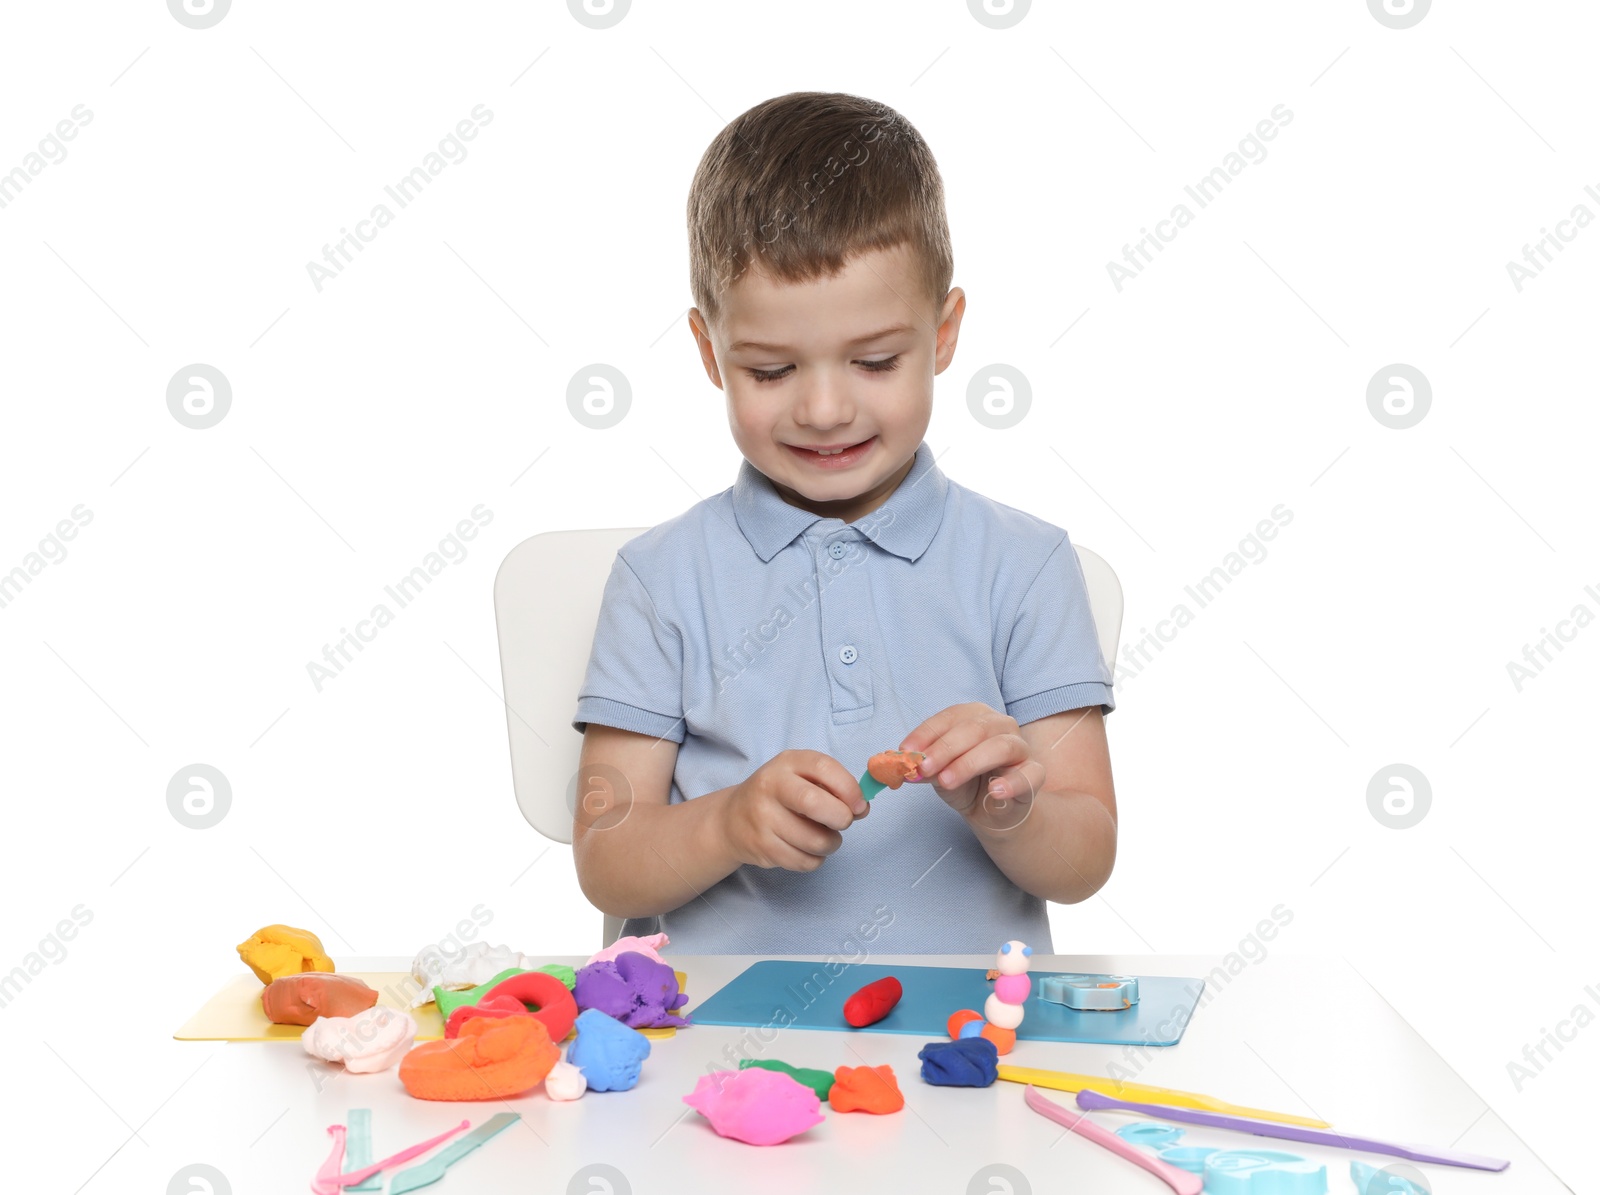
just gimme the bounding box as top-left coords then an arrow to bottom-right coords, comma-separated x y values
995,1066 -> 1331,1129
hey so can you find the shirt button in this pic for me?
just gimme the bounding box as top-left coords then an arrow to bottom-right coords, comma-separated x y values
838,644 -> 858,664
828,541 -> 847,559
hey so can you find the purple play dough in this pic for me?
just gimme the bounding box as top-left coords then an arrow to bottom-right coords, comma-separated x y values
573,950 -> 692,1029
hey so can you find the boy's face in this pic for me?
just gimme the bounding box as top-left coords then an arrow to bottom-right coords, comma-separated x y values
689,243 -> 965,524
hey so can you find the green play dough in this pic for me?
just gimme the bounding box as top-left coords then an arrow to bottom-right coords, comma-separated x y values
432,964 -> 576,1019
738,1058 -> 836,1102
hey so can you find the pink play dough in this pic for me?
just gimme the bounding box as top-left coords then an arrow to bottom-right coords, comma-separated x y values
301,1006 -> 417,1073
993,973 -> 1031,1003
585,933 -> 670,967
683,1068 -> 824,1146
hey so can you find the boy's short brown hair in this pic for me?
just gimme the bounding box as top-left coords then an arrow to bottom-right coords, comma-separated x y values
687,91 -> 953,328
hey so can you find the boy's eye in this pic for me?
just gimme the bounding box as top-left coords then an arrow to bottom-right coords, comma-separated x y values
745,355 -> 902,384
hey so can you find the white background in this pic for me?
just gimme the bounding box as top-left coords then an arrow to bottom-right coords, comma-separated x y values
0,1 -> 1594,1191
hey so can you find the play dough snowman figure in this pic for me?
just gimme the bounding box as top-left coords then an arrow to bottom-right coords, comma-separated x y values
983,940 -> 1033,1030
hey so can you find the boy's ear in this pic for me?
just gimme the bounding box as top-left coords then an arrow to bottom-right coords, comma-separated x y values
932,287 -> 966,376
687,308 -> 724,390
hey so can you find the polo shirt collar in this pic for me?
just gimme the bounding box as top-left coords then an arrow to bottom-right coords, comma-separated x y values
732,439 -> 948,563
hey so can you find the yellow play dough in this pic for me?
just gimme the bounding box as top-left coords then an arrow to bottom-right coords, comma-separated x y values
236,924 -> 335,984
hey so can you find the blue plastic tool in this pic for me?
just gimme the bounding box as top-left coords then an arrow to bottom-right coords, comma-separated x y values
1205,1149 -> 1327,1193
344,1108 -> 380,1192
1159,1146 -> 1218,1173
388,1113 -> 519,1194
1038,973 -> 1140,1010
688,960 -> 1205,1047
1116,1121 -> 1185,1148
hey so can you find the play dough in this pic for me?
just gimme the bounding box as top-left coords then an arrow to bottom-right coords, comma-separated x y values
236,924 -> 335,984
946,1008 -> 1016,1055
261,973 -> 378,1026
566,1008 -> 652,1092
586,933 -> 670,966
399,1015 -> 560,1101
829,1064 -> 905,1114
739,1058 -> 835,1102
843,976 -> 902,1027
983,940 -> 1033,1031
433,967 -> 575,1020
683,1068 -> 825,1146
918,1037 -> 999,1087
544,1059 -> 587,1101
573,951 -> 691,1029
301,1005 -> 416,1072
442,970 -> 578,1044
859,750 -> 926,800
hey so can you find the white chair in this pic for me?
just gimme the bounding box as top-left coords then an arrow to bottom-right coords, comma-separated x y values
493,528 -> 1123,948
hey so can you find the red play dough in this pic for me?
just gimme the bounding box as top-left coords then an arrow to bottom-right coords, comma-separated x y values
843,976 -> 903,1027
443,970 -> 578,1043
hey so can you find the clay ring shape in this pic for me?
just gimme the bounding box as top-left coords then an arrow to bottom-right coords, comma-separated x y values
443,970 -> 578,1042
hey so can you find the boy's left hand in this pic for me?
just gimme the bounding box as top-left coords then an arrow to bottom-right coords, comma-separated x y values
897,702 -> 1044,828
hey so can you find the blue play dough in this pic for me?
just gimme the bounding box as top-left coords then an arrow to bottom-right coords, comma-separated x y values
566,1007 -> 652,1092
917,1037 -> 998,1087
957,1019 -> 985,1039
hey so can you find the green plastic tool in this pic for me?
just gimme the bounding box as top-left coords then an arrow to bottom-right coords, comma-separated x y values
344,1108 -> 380,1192
388,1112 -> 520,1194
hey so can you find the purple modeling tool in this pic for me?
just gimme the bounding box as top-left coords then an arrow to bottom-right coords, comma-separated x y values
1074,1089 -> 1509,1172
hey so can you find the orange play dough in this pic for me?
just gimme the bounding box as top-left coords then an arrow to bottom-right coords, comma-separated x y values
866,750 -> 924,789
399,1015 -> 559,1101
830,1064 -> 904,1114
946,1008 -> 1015,1055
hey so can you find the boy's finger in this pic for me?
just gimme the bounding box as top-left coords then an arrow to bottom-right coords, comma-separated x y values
778,808 -> 844,859
780,776 -> 857,831
795,752 -> 869,815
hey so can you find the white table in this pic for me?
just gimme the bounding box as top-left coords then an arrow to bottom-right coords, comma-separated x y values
162,954 -> 1567,1194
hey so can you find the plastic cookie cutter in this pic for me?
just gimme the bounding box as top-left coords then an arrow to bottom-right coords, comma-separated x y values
1116,1121 -> 1185,1148
1037,973 -> 1140,1010
1203,1149 -> 1327,1194
859,750 -> 925,801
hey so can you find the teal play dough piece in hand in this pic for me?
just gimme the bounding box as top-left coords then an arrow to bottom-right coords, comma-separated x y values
739,1058 -> 836,1102
433,965 -> 576,1020
917,1037 -> 998,1087
567,1008 -> 652,1092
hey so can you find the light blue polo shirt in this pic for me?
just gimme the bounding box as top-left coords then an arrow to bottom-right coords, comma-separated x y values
571,439 -> 1114,955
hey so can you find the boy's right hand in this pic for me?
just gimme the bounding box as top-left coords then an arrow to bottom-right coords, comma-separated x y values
721,750 -> 869,872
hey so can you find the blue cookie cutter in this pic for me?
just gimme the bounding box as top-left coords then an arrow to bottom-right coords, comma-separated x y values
1036,973 -> 1140,1010
1204,1149 -> 1327,1194
1115,1121 -> 1184,1148
1350,1160 -> 1432,1194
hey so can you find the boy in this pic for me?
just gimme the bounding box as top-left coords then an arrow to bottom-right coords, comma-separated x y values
570,92 -> 1116,955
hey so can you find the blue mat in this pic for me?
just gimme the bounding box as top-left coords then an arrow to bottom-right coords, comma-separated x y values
689,960 -> 1206,1047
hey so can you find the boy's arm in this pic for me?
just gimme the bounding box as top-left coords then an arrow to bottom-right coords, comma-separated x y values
571,723 -> 745,920
964,706 -> 1117,905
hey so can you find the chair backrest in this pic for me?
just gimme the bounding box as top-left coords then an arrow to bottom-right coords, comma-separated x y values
493,527 -> 1124,851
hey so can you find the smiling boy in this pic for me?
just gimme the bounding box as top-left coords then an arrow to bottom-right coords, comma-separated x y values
570,92 -> 1116,954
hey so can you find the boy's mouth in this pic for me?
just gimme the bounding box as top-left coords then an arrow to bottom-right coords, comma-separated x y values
786,436 -> 876,468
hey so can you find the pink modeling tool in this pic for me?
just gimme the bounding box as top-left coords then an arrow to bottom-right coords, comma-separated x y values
1024,1085 -> 1202,1195
310,1120 -> 470,1194
1075,1089 -> 1511,1171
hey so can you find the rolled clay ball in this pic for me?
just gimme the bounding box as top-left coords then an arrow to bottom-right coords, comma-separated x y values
302,1005 -> 417,1073
544,1059 -> 587,1102
566,1008 -> 652,1092
917,1037 -> 999,1087
684,1068 -> 825,1146
262,972 -> 379,1026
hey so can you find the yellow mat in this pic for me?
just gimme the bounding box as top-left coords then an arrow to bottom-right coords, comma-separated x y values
174,971 -> 688,1043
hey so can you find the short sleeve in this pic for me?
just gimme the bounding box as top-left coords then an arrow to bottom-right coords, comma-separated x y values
571,552 -> 687,743
1000,535 -> 1116,722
